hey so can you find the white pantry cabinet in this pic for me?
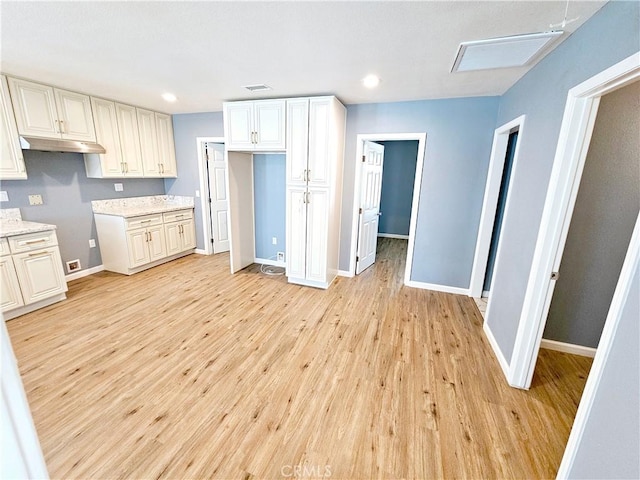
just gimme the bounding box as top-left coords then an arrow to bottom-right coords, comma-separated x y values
8,77 -> 96,142
224,99 -> 286,151
0,75 -> 26,180
285,96 -> 345,289
1,230 -> 68,320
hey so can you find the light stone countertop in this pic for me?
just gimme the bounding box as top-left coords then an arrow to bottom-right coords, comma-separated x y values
0,208 -> 57,238
91,195 -> 195,218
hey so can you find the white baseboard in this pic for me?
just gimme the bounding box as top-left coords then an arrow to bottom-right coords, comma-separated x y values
540,339 -> 597,358
195,248 -> 208,255
337,269 -> 353,277
483,322 -> 510,379
482,290 -> 490,297
255,257 -> 286,268
65,264 -> 105,282
377,233 -> 409,240
404,280 -> 469,296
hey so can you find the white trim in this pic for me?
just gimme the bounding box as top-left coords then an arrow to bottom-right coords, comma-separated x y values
377,233 -> 409,240
337,269 -> 353,278
540,339 -> 596,358
557,212 -> 640,478
469,115 -> 525,298
196,136 -> 226,256
195,248 -> 207,255
405,280 -> 469,296
348,133 -> 427,288
482,290 -> 490,298
65,264 -> 105,282
482,321 -> 510,380
254,257 -> 286,268
508,52 -> 640,389
3,293 -> 67,321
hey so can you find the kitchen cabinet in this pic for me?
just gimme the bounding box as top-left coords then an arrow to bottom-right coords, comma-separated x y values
223,99 -> 286,151
0,75 -> 26,180
137,108 -> 177,177
116,103 -> 144,175
155,113 -> 177,176
285,96 -> 345,289
8,77 -> 96,142
1,229 -> 68,320
94,208 -> 195,275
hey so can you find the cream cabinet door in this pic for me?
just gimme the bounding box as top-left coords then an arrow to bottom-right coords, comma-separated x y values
12,248 -> 67,305
90,98 -> 123,177
0,76 -> 26,180
286,187 -> 308,279
0,257 -> 24,312
147,225 -> 167,262
155,113 -> 177,177
54,88 -> 96,142
115,103 -> 144,176
7,77 -> 59,139
305,188 -> 329,283
180,219 -> 196,250
164,222 -> 182,256
126,229 -> 151,268
286,99 -> 309,185
307,98 -> 331,187
137,108 -> 160,176
224,102 -> 254,151
254,100 -> 286,150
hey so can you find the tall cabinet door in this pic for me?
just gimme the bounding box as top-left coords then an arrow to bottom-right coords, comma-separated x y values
305,188 -> 329,283
137,108 -> 160,176
286,99 -> 309,185
54,88 -> 96,141
0,76 -> 26,180
0,257 -> 24,312
224,102 -> 254,150
12,248 -> 67,304
155,113 -> 177,177
115,103 -> 144,176
286,187 -> 308,279
307,98 -> 331,187
90,98 -> 123,177
7,78 -> 59,139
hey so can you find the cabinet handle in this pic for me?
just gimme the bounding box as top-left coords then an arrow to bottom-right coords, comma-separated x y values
28,251 -> 49,257
125,162 -> 129,173
179,225 -> 183,234
307,169 -> 311,182
307,192 -> 311,204
60,120 -> 66,133
161,163 -> 165,174
23,239 -> 47,245
120,162 -> 124,173
140,220 -> 151,224
54,120 -> 60,133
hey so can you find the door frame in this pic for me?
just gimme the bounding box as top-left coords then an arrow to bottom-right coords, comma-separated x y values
348,133 -> 426,285
469,115 -> 525,298
508,52 -> 640,389
196,136 -> 225,255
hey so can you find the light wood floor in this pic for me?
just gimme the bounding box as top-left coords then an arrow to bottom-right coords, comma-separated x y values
6,238 -> 592,479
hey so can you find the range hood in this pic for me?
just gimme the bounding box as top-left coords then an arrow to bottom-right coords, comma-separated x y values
19,136 -> 106,154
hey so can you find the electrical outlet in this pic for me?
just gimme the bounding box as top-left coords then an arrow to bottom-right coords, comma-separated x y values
277,252 -> 285,262
66,259 -> 81,273
272,237 -> 277,245
114,183 -> 123,192
28,194 -> 43,205
0,191 -> 8,202
89,239 -> 96,248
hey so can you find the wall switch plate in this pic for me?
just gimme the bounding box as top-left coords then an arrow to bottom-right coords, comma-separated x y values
277,252 -> 285,262
89,239 -> 96,248
114,183 -> 124,192
0,191 -> 8,202
66,259 -> 81,273
28,194 -> 43,205
195,190 -> 200,197
272,237 -> 277,245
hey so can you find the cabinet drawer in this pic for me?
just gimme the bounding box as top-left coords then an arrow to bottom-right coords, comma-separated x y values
0,238 -> 10,257
8,230 -> 58,253
163,209 -> 193,223
125,214 -> 163,230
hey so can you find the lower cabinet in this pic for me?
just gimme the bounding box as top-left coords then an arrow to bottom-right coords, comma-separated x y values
95,208 -> 195,275
1,231 -> 68,319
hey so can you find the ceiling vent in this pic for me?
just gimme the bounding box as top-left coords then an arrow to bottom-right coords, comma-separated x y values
451,31 -> 564,72
244,84 -> 272,92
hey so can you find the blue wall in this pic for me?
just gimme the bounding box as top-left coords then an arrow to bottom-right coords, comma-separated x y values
485,0 -> 640,363
253,154 -> 286,260
0,151 -> 165,271
342,97 -> 500,287
165,112 -> 224,249
377,140 -> 418,237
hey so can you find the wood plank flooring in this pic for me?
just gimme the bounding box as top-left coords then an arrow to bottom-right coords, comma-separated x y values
6,238 -> 592,479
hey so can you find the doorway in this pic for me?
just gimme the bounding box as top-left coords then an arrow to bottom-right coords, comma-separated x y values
196,137 -> 229,255
349,133 -> 426,284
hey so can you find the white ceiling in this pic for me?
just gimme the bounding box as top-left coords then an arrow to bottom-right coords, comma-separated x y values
0,1 -> 607,114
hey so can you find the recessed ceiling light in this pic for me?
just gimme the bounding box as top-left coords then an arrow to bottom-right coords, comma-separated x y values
161,92 -> 177,102
362,74 -> 380,89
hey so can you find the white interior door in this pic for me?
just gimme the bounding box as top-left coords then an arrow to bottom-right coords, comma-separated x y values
356,141 -> 385,274
207,143 -> 230,254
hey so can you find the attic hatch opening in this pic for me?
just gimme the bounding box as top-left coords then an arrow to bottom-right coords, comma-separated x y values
451,31 -> 564,73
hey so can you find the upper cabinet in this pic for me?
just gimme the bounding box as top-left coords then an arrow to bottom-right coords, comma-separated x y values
224,99 -> 286,151
0,75 -> 27,180
155,112 -> 177,177
8,77 -> 96,142
137,108 -> 177,177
